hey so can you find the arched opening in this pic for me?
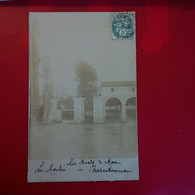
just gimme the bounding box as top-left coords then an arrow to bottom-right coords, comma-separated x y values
126,97 -> 136,106
105,98 -> 122,121
126,97 -> 137,120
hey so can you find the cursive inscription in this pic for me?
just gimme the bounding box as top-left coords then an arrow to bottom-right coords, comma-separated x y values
33,158 -> 132,176
89,165 -> 131,173
67,158 -> 76,166
104,158 -> 121,166
34,161 -> 66,175
79,159 -> 95,165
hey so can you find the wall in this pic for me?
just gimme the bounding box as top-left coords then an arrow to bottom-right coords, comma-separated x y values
101,86 -> 137,105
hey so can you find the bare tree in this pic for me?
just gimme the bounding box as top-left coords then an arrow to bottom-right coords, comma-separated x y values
41,58 -> 53,123
29,20 -> 41,124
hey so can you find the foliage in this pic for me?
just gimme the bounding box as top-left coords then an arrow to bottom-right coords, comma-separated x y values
75,61 -> 98,111
57,96 -> 73,109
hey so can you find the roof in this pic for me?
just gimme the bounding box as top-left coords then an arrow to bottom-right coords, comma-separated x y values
101,81 -> 136,87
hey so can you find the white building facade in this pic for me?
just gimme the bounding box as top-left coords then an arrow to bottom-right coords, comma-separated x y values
93,81 -> 137,122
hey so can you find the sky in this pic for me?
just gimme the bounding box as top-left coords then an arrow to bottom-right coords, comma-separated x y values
29,12 -> 136,97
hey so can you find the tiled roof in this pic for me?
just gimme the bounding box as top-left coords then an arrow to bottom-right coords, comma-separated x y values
101,81 -> 136,87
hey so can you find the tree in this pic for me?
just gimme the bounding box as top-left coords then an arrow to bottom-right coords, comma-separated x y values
57,96 -> 73,109
29,20 -> 41,124
75,61 -> 98,111
41,58 -> 53,123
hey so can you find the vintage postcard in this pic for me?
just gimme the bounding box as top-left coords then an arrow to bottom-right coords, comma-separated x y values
28,12 -> 138,182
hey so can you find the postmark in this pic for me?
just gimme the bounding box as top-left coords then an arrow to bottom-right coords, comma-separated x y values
111,12 -> 135,40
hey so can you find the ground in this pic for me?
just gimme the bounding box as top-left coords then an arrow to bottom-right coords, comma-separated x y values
29,120 -> 138,160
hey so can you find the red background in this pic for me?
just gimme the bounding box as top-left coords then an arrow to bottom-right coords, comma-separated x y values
0,0 -> 195,194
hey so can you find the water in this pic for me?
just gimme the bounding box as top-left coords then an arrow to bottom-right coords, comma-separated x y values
29,120 -> 138,160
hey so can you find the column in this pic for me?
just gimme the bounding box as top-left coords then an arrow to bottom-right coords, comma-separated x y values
93,97 -> 104,123
74,97 -> 85,123
121,105 -> 127,122
47,98 -> 61,122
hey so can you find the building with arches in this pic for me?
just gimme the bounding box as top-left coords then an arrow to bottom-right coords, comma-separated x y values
72,81 -> 137,123
93,81 -> 137,122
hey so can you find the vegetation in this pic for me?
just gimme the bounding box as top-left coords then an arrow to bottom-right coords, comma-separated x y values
75,61 -> 98,111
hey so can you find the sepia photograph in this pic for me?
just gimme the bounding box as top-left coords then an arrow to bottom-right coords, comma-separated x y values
28,12 -> 138,182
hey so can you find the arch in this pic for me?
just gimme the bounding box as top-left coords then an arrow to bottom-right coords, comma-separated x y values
105,97 -> 122,121
106,97 -> 122,106
126,97 -> 137,120
126,97 -> 137,106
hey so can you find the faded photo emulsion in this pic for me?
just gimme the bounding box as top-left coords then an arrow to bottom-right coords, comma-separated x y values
28,12 -> 139,182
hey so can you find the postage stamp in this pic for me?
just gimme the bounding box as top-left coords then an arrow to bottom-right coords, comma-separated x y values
112,12 -> 135,40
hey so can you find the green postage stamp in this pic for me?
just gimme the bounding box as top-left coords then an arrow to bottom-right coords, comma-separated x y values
112,12 -> 135,40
